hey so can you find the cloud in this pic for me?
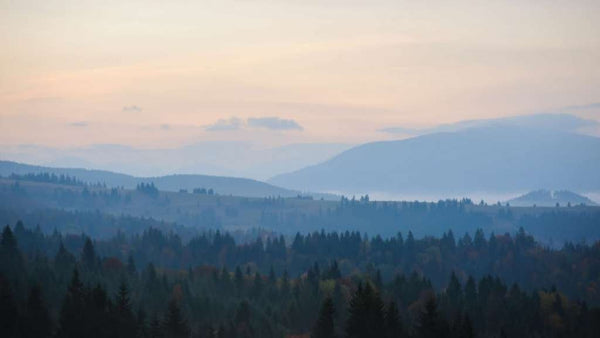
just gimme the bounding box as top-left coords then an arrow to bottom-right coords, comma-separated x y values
205,117 -> 243,131
247,117 -> 303,131
378,126 -> 420,135
206,116 -> 303,132
379,113 -> 599,136
69,121 -> 88,127
122,105 -> 142,113
559,102 -> 600,112
160,124 -> 170,130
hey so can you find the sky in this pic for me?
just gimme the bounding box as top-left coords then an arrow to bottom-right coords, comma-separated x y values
1,0 -> 600,148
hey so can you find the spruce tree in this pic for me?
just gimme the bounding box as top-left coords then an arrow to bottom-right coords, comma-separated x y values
384,301 -> 403,338
346,283 -> 385,338
164,299 -> 189,338
149,314 -> 163,338
415,296 -> 449,338
114,280 -> 136,337
22,284 -> 52,338
0,275 -> 18,337
58,269 -> 86,337
81,238 -> 97,271
312,297 -> 336,338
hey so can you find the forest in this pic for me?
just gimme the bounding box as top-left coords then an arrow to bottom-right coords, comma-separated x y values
2,176 -> 600,245
2,220 -> 600,337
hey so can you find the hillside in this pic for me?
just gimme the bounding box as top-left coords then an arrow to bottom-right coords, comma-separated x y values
2,178 -> 599,244
508,189 -> 597,207
269,126 -> 600,195
0,160 -> 320,198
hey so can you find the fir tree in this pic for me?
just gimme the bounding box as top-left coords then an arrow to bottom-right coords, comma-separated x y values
58,269 -> 86,337
164,299 -> 189,338
0,274 -> 18,337
22,284 -> 52,338
312,297 -> 336,338
384,301 -> 403,338
115,280 -> 136,337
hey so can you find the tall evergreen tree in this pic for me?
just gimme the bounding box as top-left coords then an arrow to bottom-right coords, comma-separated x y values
346,283 -> 385,338
114,280 -> 137,337
384,301 -> 403,338
312,297 -> 335,338
22,284 -> 52,338
57,269 -> 86,337
164,299 -> 189,338
149,314 -> 163,338
81,238 -> 97,271
0,274 -> 18,338
415,296 -> 449,338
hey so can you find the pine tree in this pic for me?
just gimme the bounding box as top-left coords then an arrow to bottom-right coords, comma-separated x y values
0,225 -> 24,292
280,269 -> 290,296
384,301 -> 403,338
415,296 -> 449,338
54,242 -> 76,278
234,266 -> 244,296
346,283 -> 385,338
149,314 -> 163,338
234,300 -> 253,338
114,280 -> 136,337
127,254 -> 137,276
0,274 -> 18,337
312,297 -> 336,338
251,272 -> 263,299
164,299 -> 189,338
22,284 -> 52,338
58,269 -> 86,337
81,237 -> 97,271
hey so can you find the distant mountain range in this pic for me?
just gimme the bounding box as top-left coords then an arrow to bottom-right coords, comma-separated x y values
0,142 -> 352,180
0,161 -> 334,199
507,190 -> 597,207
269,125 -> 600,196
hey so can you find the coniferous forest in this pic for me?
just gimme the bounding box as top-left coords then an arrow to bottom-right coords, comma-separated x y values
2,218 -> 600,338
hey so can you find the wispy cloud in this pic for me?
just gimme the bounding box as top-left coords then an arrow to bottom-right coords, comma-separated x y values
559,102 -> 600,112
69,121 -> 89,127
247,117 -> 303,131
378,126 -> 420,135
205,117 -> 243,131
206,116 -> 303,132
122,105 -> 142,113
379,113 -> 599,136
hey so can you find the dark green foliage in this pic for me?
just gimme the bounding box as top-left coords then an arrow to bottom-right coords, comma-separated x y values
415,296 -> 449,338
21,284 -> 52,338
57,269 -> 86,337
1,219 -> 600,338
346,283 -> 385,338
312,297 -> 335,338
384,301 -> 403,338
163,299 -> 189,338
0,274 -> 18,337
114,281 -> 137,337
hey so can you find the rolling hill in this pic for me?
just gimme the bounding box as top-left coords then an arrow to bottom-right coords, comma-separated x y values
0,160 -> 328,198
507,189 -> 597,207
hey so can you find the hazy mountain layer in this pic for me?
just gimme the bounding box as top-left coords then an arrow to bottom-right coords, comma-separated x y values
508,189 -> 597,207
0,160 -> 333,199
269,126 -> 600,195
0,142 -> 352,180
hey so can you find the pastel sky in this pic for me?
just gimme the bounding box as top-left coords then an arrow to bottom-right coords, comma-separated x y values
1,0 -> 599,148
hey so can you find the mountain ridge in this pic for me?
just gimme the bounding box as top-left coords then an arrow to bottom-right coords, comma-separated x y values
0,160 -> 334,199
269,125 -> 600,195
